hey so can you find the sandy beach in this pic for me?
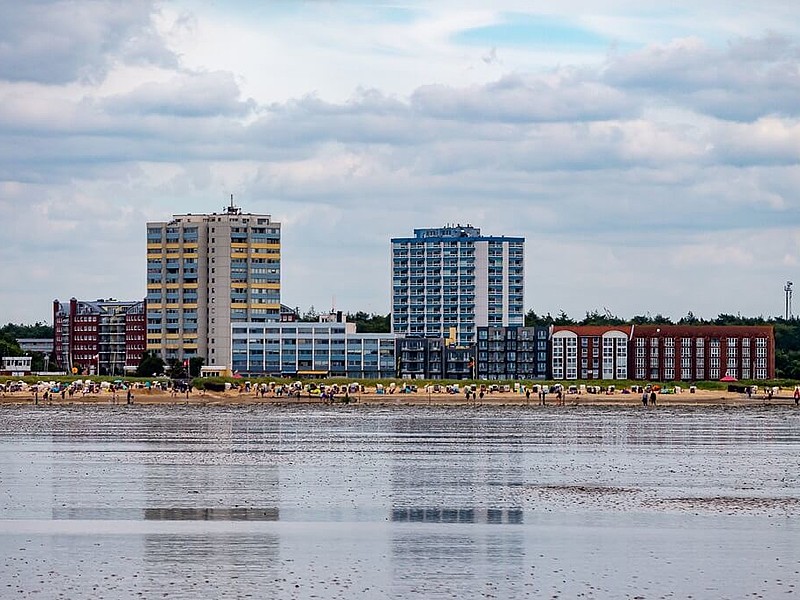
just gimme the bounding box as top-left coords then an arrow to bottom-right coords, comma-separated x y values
1,386 -> 796,407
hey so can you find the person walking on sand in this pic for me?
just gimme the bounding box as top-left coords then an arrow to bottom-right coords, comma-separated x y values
649,390 -> 657,406
642,390 -> 648,406
794,386 -> 800,406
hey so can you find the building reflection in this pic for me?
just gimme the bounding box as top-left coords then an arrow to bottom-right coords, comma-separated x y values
389,413 -> 527,597
391,506 -> 523,524
144,507 -> 279,521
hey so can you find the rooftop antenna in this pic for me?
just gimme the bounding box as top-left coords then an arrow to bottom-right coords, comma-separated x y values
785,281 -> 793,320
225,193 -> 241,215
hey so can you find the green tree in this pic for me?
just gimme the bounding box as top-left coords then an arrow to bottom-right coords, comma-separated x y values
300,306 -> 319,322
0,332 -> 22,358
189,356 -> 205,377
343,311 -> 390,333
136,351 -> 165,377
677,311 -> 703,325
580,309 -> 625,326
553,310 -> 575,326
0,322 -> 54,339
30,352 -> 47,372
524,310 -> 554,327
166,359 -> 188,380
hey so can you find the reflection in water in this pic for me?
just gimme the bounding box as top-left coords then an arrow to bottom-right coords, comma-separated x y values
142,533 -> 280,598
144,507 -> 279,520
50,507 -> 280,521
391,506 -> 523,524
1,405 -> 799,599
389,414 -> 527,598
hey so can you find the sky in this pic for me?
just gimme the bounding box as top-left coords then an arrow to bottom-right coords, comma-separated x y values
2,0 -> 800,325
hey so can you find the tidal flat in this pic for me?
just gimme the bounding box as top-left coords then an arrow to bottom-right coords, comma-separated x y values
1,405 -> 798,599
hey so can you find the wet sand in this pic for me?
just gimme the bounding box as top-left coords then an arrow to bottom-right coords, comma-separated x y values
1,405 -> 798,599
0,387 -> 795,408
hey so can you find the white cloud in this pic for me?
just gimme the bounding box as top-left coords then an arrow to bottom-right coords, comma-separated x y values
0,1 -> 175,84
3,1 -> 800,324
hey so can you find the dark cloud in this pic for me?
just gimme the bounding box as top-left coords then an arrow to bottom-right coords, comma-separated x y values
0,0 -> 176,84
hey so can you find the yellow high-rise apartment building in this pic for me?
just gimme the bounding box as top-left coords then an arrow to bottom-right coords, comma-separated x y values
146,200 -> 281,369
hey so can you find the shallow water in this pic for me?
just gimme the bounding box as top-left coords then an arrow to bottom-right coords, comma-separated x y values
1,405 -> 799,599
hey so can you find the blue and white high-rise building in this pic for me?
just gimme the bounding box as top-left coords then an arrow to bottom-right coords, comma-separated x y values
391,224 -> 524,346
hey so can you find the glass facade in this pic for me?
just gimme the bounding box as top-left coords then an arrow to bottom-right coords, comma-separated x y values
232,321 -> 396,378
391,225 -> 524,346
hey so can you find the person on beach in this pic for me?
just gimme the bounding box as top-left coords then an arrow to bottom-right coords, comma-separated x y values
794,387 -> 800,406
126,389 -> 133,405
525,389 -> 531,403
642,390 -> 648,406
649,390 -> 657,405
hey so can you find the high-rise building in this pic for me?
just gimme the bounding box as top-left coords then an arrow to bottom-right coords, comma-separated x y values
146,200 -> 280,368
53,297 -> 146,375
391,224 -> 524,345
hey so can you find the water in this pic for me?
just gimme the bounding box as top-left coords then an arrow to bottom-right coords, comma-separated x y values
1,405 -> 799,599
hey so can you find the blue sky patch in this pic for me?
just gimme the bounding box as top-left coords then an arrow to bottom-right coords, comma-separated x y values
455,14 -> 612,49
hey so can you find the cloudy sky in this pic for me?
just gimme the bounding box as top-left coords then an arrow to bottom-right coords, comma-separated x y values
2,0 -> 800,325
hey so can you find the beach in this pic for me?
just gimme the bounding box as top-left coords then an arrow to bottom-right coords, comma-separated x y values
0,385 -> 796,407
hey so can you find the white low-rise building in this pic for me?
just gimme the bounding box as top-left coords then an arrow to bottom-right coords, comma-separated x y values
2,356 -> 33,376
232,314 -> 396,378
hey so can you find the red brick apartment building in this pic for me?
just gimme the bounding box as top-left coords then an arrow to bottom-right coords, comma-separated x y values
551,325 -> 633,380
550,324 -> 775,381
53,298 -> 146,375
630,325 -> 775,381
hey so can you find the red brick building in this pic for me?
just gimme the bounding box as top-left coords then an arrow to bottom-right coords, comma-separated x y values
630,325 -> 775,381
53,298 -> 146,375
551,325 -> 633,380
